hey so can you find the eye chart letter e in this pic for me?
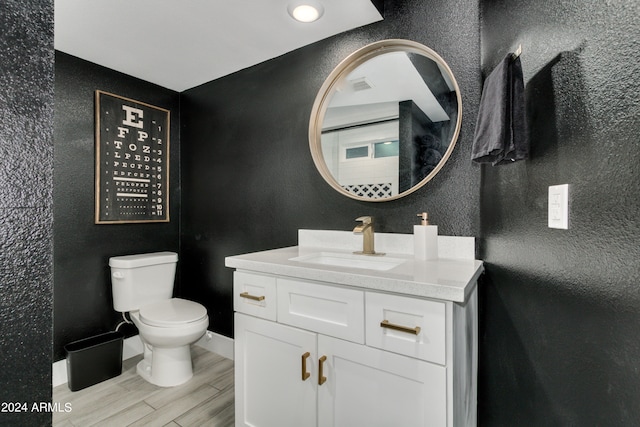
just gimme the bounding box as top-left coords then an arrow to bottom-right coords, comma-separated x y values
95,91 -> 170,223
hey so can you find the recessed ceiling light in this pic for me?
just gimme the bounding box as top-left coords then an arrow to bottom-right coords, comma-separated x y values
288,2 -> 325,23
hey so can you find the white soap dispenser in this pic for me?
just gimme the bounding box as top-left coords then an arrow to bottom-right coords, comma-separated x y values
414,212 -> 438,260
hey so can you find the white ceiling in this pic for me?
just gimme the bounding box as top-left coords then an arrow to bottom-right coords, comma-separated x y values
327,52 -> 450,124
54,0 -> 383,92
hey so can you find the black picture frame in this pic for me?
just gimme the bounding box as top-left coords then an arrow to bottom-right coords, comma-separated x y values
95,90 -> 170,224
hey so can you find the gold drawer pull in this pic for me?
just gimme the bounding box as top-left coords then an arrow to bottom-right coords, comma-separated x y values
301,352 -> 311,381
239,292 -> 265,301
318,355 -> 327,385
380,319 -> 421,335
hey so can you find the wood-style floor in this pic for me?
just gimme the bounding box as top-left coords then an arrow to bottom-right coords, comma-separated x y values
52,346 -> 234,427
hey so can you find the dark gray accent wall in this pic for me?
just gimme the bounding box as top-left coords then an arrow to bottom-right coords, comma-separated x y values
180,0 -> 481,338
53,52 -> 181,361
478,0 -> 640,424
0,1 -> 54,425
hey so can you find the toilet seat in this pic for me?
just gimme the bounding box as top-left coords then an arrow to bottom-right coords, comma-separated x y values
139,298 -> 207,327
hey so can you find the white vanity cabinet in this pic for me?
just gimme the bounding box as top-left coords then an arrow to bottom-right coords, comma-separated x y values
232,270 -> 478,427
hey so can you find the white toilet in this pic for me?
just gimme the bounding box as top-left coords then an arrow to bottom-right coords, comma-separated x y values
109,251 -> 209,387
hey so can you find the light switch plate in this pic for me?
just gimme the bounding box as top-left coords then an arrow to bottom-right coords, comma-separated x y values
548,184 -> 569,229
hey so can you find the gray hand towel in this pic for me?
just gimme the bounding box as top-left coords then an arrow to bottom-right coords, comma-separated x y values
471,54 -> 528,164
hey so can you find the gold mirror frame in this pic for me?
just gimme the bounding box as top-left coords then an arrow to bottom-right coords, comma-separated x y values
309,39 -> 462,202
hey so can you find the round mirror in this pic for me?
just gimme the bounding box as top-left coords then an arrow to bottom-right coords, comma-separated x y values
309,39 -> 462,201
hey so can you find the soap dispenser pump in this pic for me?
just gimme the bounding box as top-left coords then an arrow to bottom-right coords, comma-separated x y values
414,212 -> 438,260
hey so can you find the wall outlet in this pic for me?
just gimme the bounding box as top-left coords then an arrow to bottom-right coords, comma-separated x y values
548,184 -> 569,229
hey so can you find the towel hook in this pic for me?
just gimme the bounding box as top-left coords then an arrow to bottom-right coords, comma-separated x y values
511,44 -> 522,61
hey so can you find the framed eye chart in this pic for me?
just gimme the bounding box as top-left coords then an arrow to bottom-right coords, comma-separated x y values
95,91 -> 170,224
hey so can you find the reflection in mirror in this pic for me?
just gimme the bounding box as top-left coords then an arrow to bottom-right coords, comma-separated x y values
309,40 -> 462,201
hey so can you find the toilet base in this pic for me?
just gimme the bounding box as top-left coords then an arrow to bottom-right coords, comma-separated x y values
137,344 -> 193,387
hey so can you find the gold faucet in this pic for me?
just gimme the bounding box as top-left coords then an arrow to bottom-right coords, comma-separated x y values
353,216 -> 384,256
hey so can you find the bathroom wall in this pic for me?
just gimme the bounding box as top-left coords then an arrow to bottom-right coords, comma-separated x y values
180,0 -> 482,338
53,52 -> 181,361
0,1 -> 54,425
478,0 -> 640,424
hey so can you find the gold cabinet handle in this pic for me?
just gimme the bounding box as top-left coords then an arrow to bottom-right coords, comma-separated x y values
301,352 -> 311,381
239,292 -> 265,301
380,319 -> 421,335
318,355 -> 327,385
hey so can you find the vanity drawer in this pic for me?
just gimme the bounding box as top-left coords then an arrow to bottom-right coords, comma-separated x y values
277,278 -> 365,344
233,271 -> 277,321
366,292 -> 446,365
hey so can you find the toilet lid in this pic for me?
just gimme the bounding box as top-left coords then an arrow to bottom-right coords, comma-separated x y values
139,298 -> 207,327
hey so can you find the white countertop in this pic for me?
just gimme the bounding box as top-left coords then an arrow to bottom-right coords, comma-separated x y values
225,245 -> 483,303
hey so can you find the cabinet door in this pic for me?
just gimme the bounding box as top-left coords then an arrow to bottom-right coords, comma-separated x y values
317,335 -> 447,427
235,313 -> 317,427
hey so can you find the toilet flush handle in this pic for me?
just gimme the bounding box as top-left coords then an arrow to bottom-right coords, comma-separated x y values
112,272 -> 125,280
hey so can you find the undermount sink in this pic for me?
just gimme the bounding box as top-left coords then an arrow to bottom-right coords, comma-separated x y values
290,252 -> 406,271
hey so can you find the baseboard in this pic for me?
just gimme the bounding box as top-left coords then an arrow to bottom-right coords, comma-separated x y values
52,330 -> 233,389
195,330 -> 234,361
52,357 -> 68,389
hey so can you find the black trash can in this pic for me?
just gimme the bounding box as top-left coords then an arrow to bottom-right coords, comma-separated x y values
65,331 -> 124,391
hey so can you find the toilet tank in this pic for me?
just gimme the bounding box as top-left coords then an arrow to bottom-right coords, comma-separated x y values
109,252 -> 178,312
